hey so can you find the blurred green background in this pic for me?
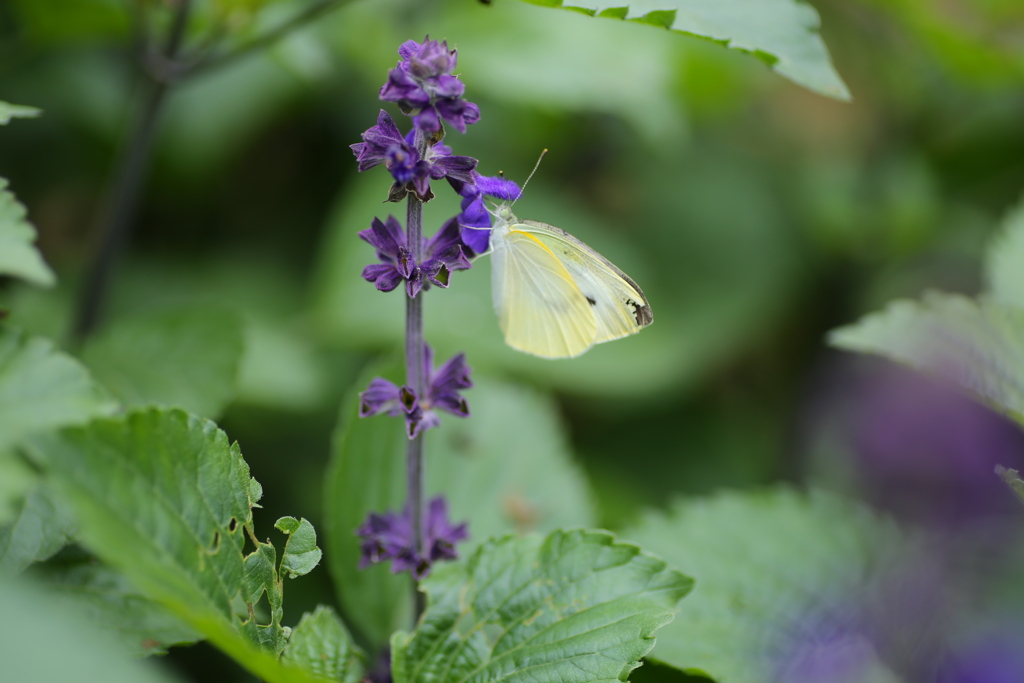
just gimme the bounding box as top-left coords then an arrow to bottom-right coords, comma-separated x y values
1,0 -> 1023,679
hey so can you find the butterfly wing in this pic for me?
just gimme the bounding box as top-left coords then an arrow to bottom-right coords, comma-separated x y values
519,219 -> 653,344
491,226 -> 598,358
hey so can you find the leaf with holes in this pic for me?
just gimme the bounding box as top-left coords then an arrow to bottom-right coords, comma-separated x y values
276,516 -> 322,578
30,408 -> 333,683
515,0 -> 849,100
391,529 -> 692,683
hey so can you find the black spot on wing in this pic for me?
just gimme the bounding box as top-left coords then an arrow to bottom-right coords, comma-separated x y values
585,296 -> 597,306
626,298 -> 653,327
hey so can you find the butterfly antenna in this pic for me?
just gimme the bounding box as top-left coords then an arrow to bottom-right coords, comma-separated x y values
511,148 -> 548,209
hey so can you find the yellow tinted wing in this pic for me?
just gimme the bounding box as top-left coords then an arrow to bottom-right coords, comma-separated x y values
491,227 -> 598,358
519,220 -> 652,345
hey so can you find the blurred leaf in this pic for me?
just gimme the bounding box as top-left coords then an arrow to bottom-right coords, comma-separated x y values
0,486 -> 76,574
31,561 -> 201,656
324,360 -> 597,651
0,178 -> 56,288
995,465 -> 1024,508
391,529 -> 693,683
986,195 -> 1024,310
623,489 -> 896,682
515,0 -> 850,100
31,408 -> 332,683
0,574 -> 183,683
0,101 -> 41,125
0,327 -> 117,452
829,292 -> 1024,425
0,452 -> 37,525
281,605 -> 368,683
9,0 -> 129,44
79,306 -> 245,419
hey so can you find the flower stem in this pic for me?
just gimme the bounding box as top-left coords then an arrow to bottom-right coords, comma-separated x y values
406,129 -> 428,622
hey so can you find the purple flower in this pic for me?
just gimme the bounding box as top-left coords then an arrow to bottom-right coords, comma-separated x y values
359,215 -> 473,298
356,496 -> 469,579
358,344 -> 473,438
379,39 -> 480,134
351,110 -> 478,202
450,173 -> 522,255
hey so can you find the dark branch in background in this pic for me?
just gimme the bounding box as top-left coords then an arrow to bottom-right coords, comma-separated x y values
72,0 -> 193,343
71,0 -> 351,343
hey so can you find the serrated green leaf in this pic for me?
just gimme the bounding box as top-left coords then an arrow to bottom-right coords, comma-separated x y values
31,561 -> 201,656
0,178 -> 55,287
0,327 -> 117,451
829,292 -> 1024,425
0,485 -> 76,573
30,408 -> 331,683
516,0 -> 850,100
0,574 -> 183,683
277,516 -> 322,579
623,489 -> 896,682
282,606 -> 367,683
79,306 -> 245,418
0,101 -> 41,125
324,363 -> 596,651
985,195 -> 1024,310
391,529 -> 692,683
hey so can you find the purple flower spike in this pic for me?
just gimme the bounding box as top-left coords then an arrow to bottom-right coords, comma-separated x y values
356,495 -> 469,579
380,38 -> 481,134
357,344 -> 473,438
351,110 -> 479,203
359,216 -> 473,297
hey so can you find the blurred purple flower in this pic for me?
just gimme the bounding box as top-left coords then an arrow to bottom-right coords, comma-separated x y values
840,361 -> 1024,529
939,631 -> 1024,683
359,215 -> 472,298
358,344 -> 473,438
450,173 -> 522,255
351,110 -> 478,202
380,39 -> 480,134
356,496 -> 469,579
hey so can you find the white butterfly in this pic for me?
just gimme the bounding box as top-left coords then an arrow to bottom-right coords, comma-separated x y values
487,202 -> 653,359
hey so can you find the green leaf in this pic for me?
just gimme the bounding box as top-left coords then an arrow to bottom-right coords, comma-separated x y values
0,452 -> 36,524
985,195 -> 1024,310
276,516 -> 323,578
31,408 -> 331,683
282,606 -> 367,683
79,306 -> 245,418
515,0 -> 850,100
0,178 -> 56,287
324,363 -> 596,651
31,561 -> 201,656
995,465 -> 1024,508
828,292 -> 1024,425
0,100 -> 41,125
623,489 -> 896,682
391,529 -> 693,683
0,327 -> 117,451
0,574 -> 183,683
0,485 -> 76,573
